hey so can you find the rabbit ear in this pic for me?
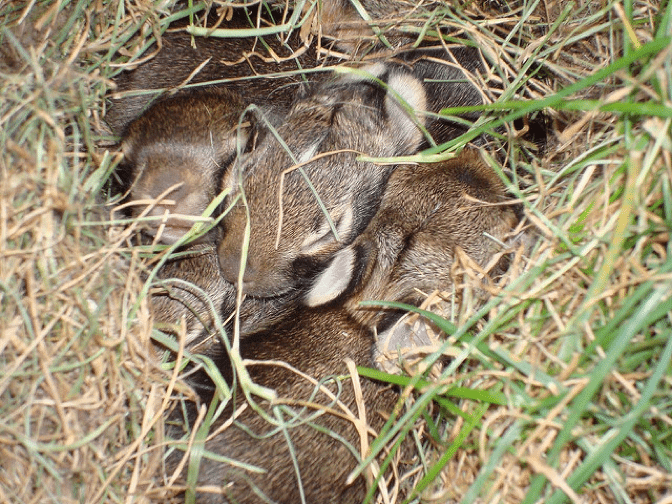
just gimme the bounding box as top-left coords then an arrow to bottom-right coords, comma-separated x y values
300,205 -> 354,255
304,242 -> 371,308
342,63 -> 428,154
384,70 -> 428,153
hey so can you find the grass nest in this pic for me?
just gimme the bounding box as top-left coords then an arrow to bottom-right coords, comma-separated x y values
1,0 -> 671,503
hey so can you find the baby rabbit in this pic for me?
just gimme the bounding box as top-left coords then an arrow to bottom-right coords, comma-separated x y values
120,88 -> 305,346
168,150 -> 521,503
304,149 -> 521,357
169,306 -> 399,504
116,89 -> 245,348
305,149 -> 520,325
217,47 -> 485,300
117,88 -> 249,245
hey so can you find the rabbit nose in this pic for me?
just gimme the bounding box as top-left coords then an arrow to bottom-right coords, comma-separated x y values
219,250 -> 260,288
219,250 -> 243,284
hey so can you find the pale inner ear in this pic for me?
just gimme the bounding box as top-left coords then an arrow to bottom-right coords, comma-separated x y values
386,72 -> 427,151
300,205 -> 354,254
304,246 -> 356,308
389,72 -> 427,112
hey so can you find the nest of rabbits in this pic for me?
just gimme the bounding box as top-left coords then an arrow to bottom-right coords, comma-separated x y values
1,0 -> 670,503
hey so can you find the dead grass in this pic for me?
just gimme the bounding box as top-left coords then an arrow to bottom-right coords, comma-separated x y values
1,0 -> 670,503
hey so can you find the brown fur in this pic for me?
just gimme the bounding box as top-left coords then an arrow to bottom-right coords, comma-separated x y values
217,48 -> 485,299
166,152 -> 521,504
169,308 -> 399,503
217,67 -> 423,297
151,152 -> 521,353
119,89 -> 248,244
150,245 -> 235,348
150,243 -> 304,352
306,149 -> 521,329
110,6 -> 520,502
